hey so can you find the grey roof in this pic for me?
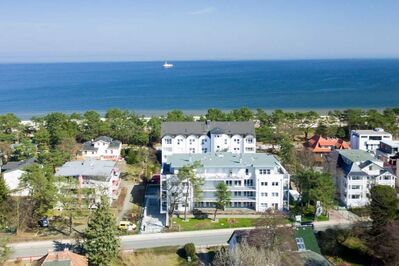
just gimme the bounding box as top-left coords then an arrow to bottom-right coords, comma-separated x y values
351,129 -> 392,136
95,136 -> 113,142
55,159 -> 117,181
82,141 -> 98,151
380,139 -> 399,148
1,158 -> 36,173
166,152 -> 282,169
161,121 -> 255,138
81,136 -> 121,151
337,150 -> 377,163
109,140 -> 122,149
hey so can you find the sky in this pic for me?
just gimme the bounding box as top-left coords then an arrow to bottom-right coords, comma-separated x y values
0,0 -> 399,62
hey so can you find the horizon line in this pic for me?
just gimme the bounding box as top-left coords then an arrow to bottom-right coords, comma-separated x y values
1,57 -> 399,65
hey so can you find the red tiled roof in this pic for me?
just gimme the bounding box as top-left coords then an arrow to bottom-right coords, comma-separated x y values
36,250 -> 88,266
306,135 -> 350,153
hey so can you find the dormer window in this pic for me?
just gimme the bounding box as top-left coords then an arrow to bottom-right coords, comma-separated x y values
165,138 -> 172,144
247,138 -> 253,144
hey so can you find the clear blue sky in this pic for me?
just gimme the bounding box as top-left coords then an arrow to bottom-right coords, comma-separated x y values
1,0 -> 398,62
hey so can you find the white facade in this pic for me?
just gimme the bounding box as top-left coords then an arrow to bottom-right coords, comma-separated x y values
160,153 -> 289,215
3,169 -> 30,196
79,136 -> 122,161
335,150 -> 397,208
350,128 -> 392,152
161,122 -> 256,163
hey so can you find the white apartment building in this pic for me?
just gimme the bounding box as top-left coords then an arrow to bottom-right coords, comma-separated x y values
350,128 -> 392,152
78,136 -> 122,161
161,121 -> 256,163
55,159 -> 120,205
333,149 -> 396,208
160,152 -> 290,217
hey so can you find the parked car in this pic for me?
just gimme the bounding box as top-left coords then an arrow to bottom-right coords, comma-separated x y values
38,217 -> 49,227
118,221 -> 136,231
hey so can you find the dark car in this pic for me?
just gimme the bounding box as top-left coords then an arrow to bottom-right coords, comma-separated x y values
38,217 -> 49,227
300,221 -> 314,228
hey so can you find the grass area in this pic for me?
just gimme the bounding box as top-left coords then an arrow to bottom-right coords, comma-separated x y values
171,217 -> 258,231
111,246 -> 201,266
295,226 -> 321,254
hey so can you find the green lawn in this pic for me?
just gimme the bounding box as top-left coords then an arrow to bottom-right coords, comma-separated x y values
171,217 -> 258,231
295,226 -> 321,254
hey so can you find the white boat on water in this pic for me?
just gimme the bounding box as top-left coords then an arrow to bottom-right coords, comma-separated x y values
163,61 -> 173,68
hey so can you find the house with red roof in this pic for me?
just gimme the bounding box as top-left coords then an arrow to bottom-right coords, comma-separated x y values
305,135 -> 350,157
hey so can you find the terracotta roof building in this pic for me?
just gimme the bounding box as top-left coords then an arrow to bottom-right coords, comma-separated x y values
306,135 -> 350,154
36,250 -> 88,266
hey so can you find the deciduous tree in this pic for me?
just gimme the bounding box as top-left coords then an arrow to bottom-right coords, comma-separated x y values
369,185 -> 398,230
213,182 -> 231,221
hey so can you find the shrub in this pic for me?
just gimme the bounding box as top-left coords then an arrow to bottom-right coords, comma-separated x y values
184,243 -> 196,260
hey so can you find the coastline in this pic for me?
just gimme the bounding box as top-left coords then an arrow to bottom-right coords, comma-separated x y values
10,106 -> 395,120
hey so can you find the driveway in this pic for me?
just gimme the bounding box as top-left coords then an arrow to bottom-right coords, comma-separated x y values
140,184 -> 166,234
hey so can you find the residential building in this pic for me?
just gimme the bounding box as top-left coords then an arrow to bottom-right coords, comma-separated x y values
306,135 -> 350,156
55,159 -> 120,204
36,249 -> 88,266
1,158 -> 35,196
160,152 -> 289,217
350,128 -> 392,152
78,136 -> 122,161
331,149 -> 396,207
376,139 -> 399,164
161,121 -> 256,163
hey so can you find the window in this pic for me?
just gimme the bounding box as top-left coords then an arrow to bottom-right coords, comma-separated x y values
246,138 -> 253,144
165,138 -> 172,144
272,182 -> 279,186
224,139 -> 228,145
361,136 -> 367,138
259,169 -> 271,175
244,179 -> 253,186
245,169 -> 249,175
234,138 -> 240,144
234,180 -> 242,186
245,147 -> 254,151
189,148 -> 195,153
351,185 -> 361,189
351,176 -> 362,180
272,203 -> 278,209
234,191 -> 242,196
261,203 -> 268,207
189,139 -> 195,145
369,136 -> 382,141
243,191 -> 254,197
351,194 -> 361,199
272,192 -> 279,197
383,175 -> 391,180
226,180 -> 233,186
201,139 -> 207,145
177,139 -> 183,145
261,192 -> 268,197
261,182 -> 268,186
202,148 -> 208,153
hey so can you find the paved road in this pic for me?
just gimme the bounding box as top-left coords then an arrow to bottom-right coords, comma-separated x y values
8,228 -> 243,259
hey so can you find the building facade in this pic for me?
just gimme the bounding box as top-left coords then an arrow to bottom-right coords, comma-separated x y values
332,150 -> 396,207
161,121 -> 256,163
78,136 -> 122,161
55,159 -> 120,205
350,128 -> 392,152
1,158 -> 35,196
160,152 -> 289,216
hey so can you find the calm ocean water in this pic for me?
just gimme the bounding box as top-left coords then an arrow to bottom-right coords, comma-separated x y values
0,60 -> 398,118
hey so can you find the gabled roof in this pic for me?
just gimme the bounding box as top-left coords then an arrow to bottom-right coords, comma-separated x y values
161,121 -> 255,138
306,135 -> 350,153
1,158 -> 36,173
94,136 -> 113,143
36,250 -> 87,266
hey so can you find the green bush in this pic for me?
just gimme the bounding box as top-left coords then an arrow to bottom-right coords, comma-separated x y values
184,243 -> 196,260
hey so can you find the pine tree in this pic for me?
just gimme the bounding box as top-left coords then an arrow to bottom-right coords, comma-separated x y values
213,182 -> 231,221
84,197 -> 119,266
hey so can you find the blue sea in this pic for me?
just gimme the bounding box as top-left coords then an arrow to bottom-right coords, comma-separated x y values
0,59 -> 398,118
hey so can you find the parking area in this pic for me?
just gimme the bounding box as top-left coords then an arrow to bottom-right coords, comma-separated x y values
140,184 -> 166,234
